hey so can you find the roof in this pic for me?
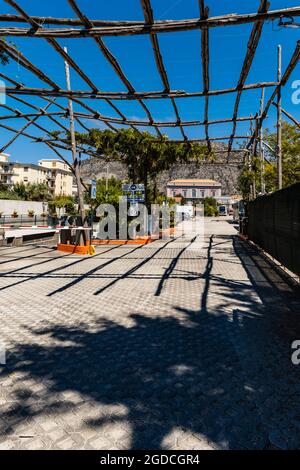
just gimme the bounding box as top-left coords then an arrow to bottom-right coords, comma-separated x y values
167,179 -> 221,187
5,161 -> 71,175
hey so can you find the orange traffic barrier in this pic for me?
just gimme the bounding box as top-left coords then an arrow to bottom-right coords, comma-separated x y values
57,242 -> 94,255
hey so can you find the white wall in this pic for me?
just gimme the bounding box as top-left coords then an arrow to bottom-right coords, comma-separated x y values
0,200 -> 48,216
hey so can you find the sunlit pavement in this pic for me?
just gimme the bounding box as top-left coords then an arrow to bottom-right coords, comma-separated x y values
0,218 -> 299,450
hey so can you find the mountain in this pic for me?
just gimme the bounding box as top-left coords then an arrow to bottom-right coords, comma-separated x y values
80,144 -> 244,196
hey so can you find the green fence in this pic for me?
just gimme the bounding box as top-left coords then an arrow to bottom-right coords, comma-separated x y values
247,183 -> 300,276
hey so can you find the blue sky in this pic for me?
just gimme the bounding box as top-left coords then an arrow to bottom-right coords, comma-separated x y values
0,0 -> 299,163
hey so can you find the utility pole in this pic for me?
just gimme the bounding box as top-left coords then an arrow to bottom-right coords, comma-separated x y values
249,115 -> 254,200
64,46 -> 85,222
105,162 -> 109,202
277,45 -> 283,190
259,88 -> 265,194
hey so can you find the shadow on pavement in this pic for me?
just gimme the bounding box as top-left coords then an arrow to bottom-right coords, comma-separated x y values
1,236 -> 300,450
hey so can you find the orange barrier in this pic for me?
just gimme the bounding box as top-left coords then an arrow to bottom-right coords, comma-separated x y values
57,242 -> 94,255
58,228 -> 177,251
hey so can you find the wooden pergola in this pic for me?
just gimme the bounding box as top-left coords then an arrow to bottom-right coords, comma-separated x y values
0,0 -> 300,213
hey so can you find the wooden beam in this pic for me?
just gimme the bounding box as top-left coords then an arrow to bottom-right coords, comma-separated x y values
272,102 -> 300,129
248,40 -> 300,148
67,0 -> 162,137
0,38 -> 60,90
0,6 -> 299,36
3,0 -> 131,129
199,1 -> 211,152
64,45 -> 85,219
227,0 -> 270,159
140,0 -> 187,140
0,99 -> 54,153
3,81 -> 278,100
277,44 -> 282,190
0,109 -> 257,128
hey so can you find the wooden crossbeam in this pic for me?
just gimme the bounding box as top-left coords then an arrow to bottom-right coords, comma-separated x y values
0,7 -> 299,35
0,109 -> 257,129
3,81 -> 278,100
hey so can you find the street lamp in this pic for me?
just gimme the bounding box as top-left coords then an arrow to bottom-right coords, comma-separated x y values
278,15 -> 300,28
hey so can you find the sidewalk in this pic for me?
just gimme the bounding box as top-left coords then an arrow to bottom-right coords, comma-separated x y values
0,218 -> 299,450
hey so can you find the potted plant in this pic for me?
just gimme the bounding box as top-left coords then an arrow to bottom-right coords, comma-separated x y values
11,210 -> 18,218
40,212 -> 47,218
28,209 -> 35,217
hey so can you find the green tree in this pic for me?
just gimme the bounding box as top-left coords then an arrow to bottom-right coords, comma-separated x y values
48,195 -> 76,215
85,176 -> 123,208
73,129 -> 211,205
239,122 -> 300,199
13,182 -> 52,201
203,197 -> 218,217
265,122 -> 300,190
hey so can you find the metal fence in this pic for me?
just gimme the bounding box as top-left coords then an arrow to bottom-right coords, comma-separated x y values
247,183 -> 300,276
0,215 -> 49,226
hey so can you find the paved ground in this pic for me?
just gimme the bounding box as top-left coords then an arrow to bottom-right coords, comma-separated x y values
0,218 -> 299,450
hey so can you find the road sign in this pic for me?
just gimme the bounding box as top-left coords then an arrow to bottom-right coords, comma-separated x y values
122,183 -> 145,203
128,203 -> 139,217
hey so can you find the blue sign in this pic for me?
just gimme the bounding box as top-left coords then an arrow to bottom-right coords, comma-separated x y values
90,179 -> 97,199
122,183 -> 145,203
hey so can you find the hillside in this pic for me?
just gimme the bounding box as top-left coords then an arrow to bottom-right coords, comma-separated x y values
80,145 -> 244,196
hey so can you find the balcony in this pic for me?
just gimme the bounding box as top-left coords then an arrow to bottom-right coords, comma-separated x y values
0,168 -> 16,176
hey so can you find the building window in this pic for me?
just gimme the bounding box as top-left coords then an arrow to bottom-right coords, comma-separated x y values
212,190 -> 216,197
183,190 -> 187,198
23,177 -> 28,182
23,167 -> 29,172
192,189 -> 197,198
201,191 -> 205,198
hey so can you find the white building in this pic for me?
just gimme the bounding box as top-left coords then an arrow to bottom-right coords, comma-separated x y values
38,159 -> 73,196
0,154 -> 73,196
166,179 -> 222,203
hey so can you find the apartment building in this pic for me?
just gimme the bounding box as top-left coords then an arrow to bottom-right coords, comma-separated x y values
38,159 -> 73,196
166,179 -> 222,203
0,153 -> 73,196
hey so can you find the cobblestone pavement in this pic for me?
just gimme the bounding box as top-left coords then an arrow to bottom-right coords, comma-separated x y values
0,218 -> 299,450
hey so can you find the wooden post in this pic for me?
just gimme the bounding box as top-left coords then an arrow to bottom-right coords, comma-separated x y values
252,143 -> 256,199
277,45 -> 282,190
259,87 -> 265,194
64,46 -> 85,222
